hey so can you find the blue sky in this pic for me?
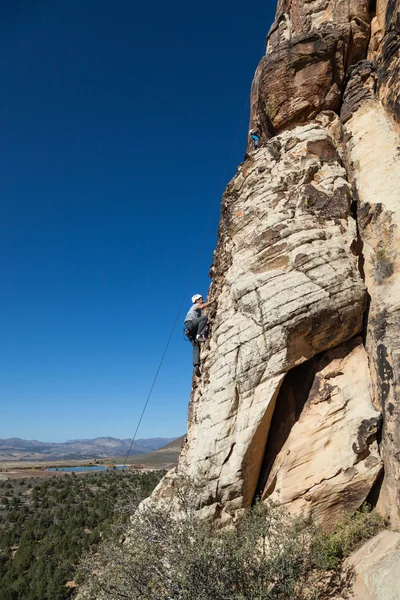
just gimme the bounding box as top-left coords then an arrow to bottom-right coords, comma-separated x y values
0,1 -> 275,443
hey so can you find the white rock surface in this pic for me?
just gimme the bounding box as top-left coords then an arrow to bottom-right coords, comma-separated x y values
154,122 -> 366,522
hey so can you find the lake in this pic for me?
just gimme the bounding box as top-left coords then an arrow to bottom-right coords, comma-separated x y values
46,465 -> 129,472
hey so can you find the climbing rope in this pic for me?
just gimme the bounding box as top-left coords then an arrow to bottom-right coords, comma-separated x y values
123,79 -> 260,467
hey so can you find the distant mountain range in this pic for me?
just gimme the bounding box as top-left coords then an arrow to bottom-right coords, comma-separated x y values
0,436 -> 178,462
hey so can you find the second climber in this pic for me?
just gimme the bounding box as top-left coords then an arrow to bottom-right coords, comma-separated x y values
249,128 -> 260,150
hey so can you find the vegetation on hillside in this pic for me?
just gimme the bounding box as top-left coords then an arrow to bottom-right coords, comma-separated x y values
0,470 -> 163,600
79,478 -> 387,600
0,471 -> 387,600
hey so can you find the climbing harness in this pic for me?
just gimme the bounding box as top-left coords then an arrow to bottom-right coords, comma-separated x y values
183,322 -> 194,342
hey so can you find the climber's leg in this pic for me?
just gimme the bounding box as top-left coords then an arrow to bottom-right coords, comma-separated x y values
191,316 -> 208,339
192,341 -> 200,367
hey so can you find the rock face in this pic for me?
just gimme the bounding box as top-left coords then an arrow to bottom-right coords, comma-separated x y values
150,0 -> 400,531
341,54 -> 400,526
376,0 -> 400,130
343,531 -> 400,599
262,339 -> 382,527
249,0 -> 373,144
179,122 -> 366,521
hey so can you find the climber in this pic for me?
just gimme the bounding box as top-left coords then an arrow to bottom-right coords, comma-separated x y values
184,294 -> 216,377
249,128 -> 260,150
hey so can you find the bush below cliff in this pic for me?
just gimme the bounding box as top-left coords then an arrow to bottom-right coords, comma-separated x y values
78,489 -> 386,600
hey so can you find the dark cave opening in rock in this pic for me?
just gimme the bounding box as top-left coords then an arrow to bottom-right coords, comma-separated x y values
252,357 -> 318,504
365,468 -> 384,508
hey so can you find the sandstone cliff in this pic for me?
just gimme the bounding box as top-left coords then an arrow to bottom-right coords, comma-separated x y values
151,0 -> 400,532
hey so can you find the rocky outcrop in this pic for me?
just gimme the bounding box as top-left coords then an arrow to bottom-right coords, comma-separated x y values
262,339 -> 382,528
342,531 -> 400,599
376,0 -> 400,130
341,59 -> 400,526
153,121 -> 367,524
249,0 -> 373,144
149,0 -> 400,534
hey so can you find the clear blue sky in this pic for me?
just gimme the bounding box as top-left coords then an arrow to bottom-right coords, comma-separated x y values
0,1 -> 275,442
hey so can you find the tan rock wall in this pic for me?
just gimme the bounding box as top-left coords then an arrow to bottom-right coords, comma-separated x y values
368,0 -> 388,58
148,0 -> 400,530
376,0 -> 400,132
249,0 -> 372,142
342,65 -> 400,526
168,122 -> 366,523
262,339 -> 382,528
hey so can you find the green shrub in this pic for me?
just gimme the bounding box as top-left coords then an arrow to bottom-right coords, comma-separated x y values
311,504 -> 387,570
372,245 -> 394,284
79,487 -> 388,600
81,501 -> 310,599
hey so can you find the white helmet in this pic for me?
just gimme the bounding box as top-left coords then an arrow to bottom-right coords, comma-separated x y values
249,128 -> 254,133
192,294 -> 202,303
